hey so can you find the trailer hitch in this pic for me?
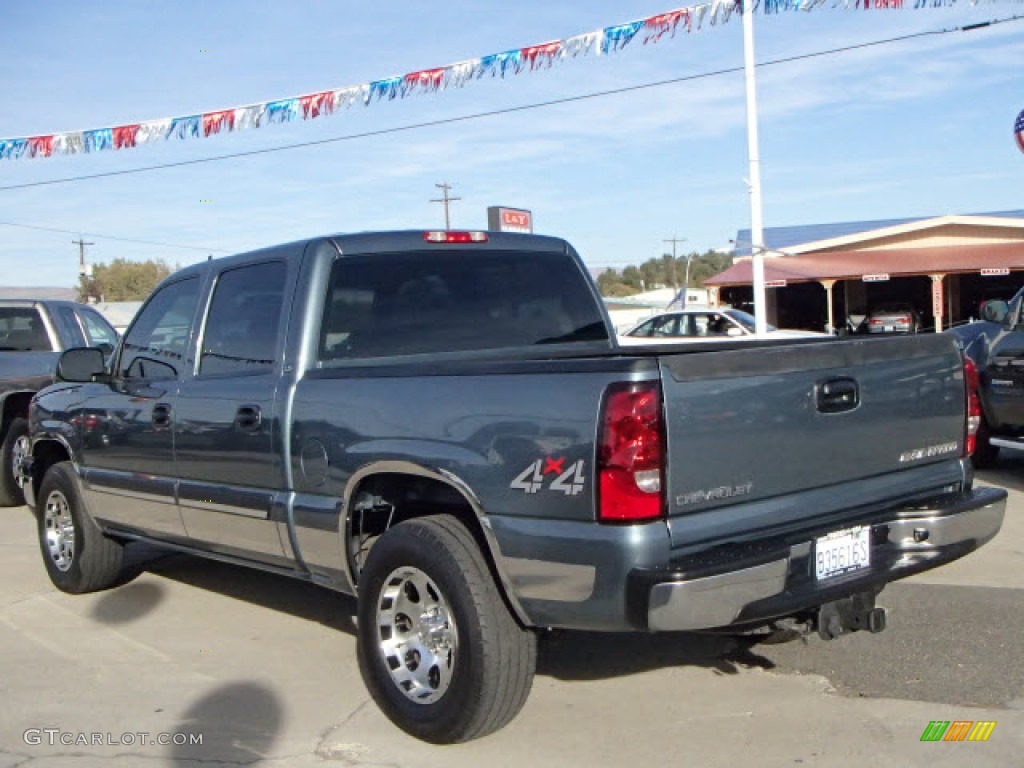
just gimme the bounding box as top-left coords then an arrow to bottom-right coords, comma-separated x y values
817,591 -> 887,640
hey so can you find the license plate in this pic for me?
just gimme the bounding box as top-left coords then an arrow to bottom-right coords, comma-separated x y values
884,325 -> 894,332
815,526 -> 871,581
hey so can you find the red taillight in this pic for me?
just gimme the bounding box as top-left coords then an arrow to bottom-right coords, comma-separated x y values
898,316 -> 911,324
422,231 -> 489,243
869,319 -> 882,325
964,357 -> 981,457
597,382 -> 664,523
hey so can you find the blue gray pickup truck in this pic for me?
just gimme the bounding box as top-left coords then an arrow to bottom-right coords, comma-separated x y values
24,230 -> 1006,742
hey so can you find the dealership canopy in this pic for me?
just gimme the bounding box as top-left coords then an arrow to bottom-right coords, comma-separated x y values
705,241 -> 1024,287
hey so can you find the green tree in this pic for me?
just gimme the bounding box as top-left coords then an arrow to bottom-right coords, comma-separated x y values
593,249 -> 733,298
78,257 -> 175,302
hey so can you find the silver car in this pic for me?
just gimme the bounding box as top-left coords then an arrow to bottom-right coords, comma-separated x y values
866,305 -> 921,334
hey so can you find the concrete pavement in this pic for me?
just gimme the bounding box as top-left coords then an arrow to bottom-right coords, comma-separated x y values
0,470 -> 1020,767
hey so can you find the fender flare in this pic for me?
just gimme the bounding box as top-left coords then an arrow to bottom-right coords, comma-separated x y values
340,460 -> 530,626
25,432 -> 78,509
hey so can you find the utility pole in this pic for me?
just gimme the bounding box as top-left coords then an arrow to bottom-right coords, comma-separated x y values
72,237 -> 94,277
663,236 -> 687,291
431,182 -> 461,230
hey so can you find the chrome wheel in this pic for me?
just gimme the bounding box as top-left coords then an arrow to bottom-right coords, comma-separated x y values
43,490 -> 75,572
11,434 -> 30,489
375,566 -> 458,704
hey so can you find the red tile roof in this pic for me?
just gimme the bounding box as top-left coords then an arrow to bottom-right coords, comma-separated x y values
705,241 -> 1024,286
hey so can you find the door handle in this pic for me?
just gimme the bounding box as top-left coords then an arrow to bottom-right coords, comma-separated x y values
152,403 -> 172,430
234,405 -> 262,432
817,377 -> 859,414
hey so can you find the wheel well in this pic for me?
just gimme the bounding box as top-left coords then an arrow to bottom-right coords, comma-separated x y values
31,440 -> 70,492
346,472 -> 521,620
1,392 -> 33,436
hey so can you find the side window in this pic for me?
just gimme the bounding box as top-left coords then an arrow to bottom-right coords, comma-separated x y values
199,261 -> 286,377
631,319 -> 655,337
0,307 -> 52,351
650,316 -> 676,337
78,308 -> 118,347
707,314 -> 730,336
57,307 -> 87,347
119,278 -> 200,380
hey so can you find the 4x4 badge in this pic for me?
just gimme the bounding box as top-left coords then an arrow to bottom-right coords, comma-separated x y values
510,458 -> 585,496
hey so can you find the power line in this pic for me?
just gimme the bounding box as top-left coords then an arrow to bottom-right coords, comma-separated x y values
0,16 -> 1019,194
0,220 -> 230,252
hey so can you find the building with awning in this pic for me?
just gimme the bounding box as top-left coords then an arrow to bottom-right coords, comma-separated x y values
706,211 -> 1024,333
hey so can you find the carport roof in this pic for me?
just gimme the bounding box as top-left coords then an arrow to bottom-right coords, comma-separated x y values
704,241 -> 1024,287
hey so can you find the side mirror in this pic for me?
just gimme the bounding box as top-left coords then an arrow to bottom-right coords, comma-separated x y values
980,300 -> 1009,324
58,347 -> 106,382
94,342 -> 115,358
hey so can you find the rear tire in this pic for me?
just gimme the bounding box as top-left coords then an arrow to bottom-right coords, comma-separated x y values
0,417 -> 29,506
972,418 -> 1000,470
36,462 -> 124,593
357,515 -> 536,743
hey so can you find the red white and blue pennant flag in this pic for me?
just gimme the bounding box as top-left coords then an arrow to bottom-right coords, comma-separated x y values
0,0 -> 1006,160
1015,109 -> 1024,154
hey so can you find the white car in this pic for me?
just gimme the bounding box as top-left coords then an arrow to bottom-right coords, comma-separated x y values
618,309 -> 826,346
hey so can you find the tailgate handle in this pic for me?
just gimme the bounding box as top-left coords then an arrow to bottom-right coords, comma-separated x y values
817,377 -> 859,414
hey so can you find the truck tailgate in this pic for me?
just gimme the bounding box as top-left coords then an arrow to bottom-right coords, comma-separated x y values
659,334 -> 966,544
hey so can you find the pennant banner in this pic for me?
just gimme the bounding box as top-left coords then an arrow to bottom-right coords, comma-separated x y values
0,0 -> 1001,160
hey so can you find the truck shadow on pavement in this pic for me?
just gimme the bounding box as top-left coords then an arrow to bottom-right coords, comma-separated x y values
95,545 -> 776,681
98,546 -> 358,635
537,629 -> 777,681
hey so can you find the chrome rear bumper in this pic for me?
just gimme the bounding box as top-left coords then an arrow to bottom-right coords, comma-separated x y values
637,486 -> 1006,632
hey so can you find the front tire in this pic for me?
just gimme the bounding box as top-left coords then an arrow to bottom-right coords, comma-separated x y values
0,417 -> 29,506
36,462 -> 124,593
357,515 -> 536,743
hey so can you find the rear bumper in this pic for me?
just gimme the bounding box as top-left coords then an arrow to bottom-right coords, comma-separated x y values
628,486 -> 1006,632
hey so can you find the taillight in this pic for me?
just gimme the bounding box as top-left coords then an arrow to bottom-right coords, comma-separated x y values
898,316 -> 910,324
422,231 -> 489,243
869,319 -> 882,325
597,382 -> 664,523
964,357 -> 981,457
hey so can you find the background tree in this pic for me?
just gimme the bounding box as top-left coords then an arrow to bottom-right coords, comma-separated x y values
77,257 -> 175,302
595,249 -> 733,298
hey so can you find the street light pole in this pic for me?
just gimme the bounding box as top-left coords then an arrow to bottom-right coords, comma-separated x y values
742,0 -> 768,336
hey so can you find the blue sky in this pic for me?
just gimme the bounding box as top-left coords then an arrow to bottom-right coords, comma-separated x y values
0,0 -> 1021,288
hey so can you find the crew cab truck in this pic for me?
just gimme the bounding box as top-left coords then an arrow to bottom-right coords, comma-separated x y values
950,288 -> 1024,467
25,231 -> 1005,743
0,299 -> 118,506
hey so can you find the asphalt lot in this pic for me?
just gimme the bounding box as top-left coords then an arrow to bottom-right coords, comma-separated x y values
1,465 -> 1022,767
